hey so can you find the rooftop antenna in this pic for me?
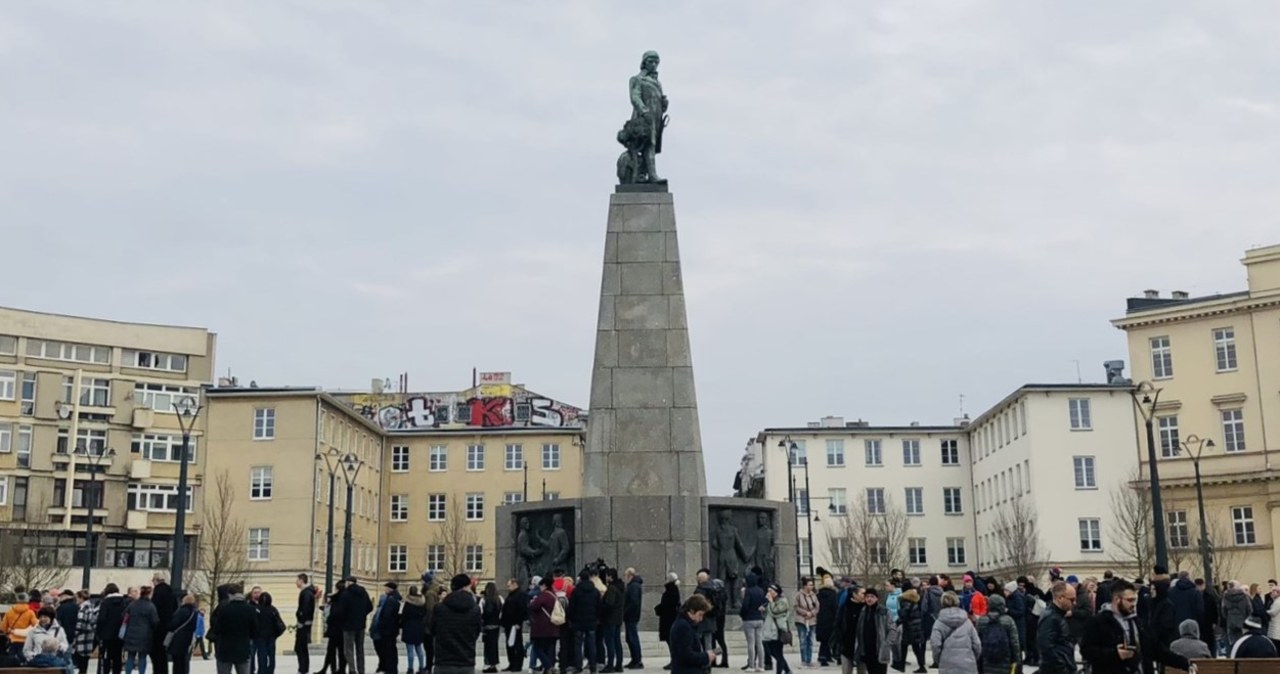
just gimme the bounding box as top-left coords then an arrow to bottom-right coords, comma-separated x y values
1072,360 -> 1083,383
958,394 -> 966,416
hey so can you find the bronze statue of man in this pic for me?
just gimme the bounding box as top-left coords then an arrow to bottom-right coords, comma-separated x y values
617,51 -> 669,185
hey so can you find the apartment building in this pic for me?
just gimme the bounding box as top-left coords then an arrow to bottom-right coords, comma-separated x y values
969,384 -> 1140,579
755,419 -> 975,579
0,305 -> 215,589
1112,243 -> 1280,583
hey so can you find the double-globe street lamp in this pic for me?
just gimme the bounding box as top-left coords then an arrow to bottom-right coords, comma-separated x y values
171,396 -> 202,594
338,453 -> 365,579
316,449 -> 366,582
777,437 -> 816,580
1180,434 -> 1217,592
53,411 -> 117,592
1130,381 -> 1169,571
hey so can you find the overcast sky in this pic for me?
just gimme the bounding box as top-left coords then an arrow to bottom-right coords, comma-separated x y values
4,2 -> 1278,494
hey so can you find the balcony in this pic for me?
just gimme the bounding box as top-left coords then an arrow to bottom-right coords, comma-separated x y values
48,505 -> 112,520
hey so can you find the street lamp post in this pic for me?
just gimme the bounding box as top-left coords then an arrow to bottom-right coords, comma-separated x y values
171,396 -> 202,594
1131,381 -> 1168,571
338,452 -> 364,579
1181,434 -> 1217,591
777,437 -> 803,584
56,431 -> 117,591
523,460 -> 529,502
316,449 -> 341,593
801,458 -> 815,579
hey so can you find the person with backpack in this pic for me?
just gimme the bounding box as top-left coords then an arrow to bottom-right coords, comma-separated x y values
975,594 -> 1019,674
252,593 -> 287,674
760,584 -> 792,674
928,592 -> 979,674
530,577 -> 560,674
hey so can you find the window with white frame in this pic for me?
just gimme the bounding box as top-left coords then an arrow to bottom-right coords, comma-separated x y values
0,371 -> 15,401
57,428 -> 107,455
20,372 -> 35,415
946,537 -> 966,566
430,445 -> 448,471
1222,409 -> 1246,452
465,544 -> 484,572
390,494 -> 408,522
869,538 -> 889,565
26,339 -> 111,364
132,433 -> 195,463
828,488 -> 847,515
1068,398 -> 1092,430
1024,460 -> 1032,492
504,492 -> 524,505
388,544 -> 407,573
798,538 -> 812,571
426,545 -> 445,573
428,494 -> 446,521
465,493 -> 485,520
940,439 -> 959,466
943,487 -> 963,514
1158,416 -> 1180,458
1232,506 -> 1256,545
1073,456 -> 1097,489
505,443 -> 524,470
0,423 -> 9,453
391,446 -> 409,472
1168,510 -> 1190,548
908,537 -> 927,566
796,489 -> 809,515
1213,327 -> 1238,372
1150,336 -> 1174,378
128,484 -> 193,512
861,439 -> 879,467
250,466 -> 273,500
830,539 -> 851,569
123,349 -> 188,373
467,444 -> 485,470
16,426 -> 31,467
133,383 -> 199,413
1079,518 -> 1102,551
827,439 -> 846,467
866,488 -> 885,514
62,376 -> 111,407
905,487 -> 924,515
902,439 -> 920,466
253,408 -> 276,439
788,440 -> 807,466
248,528 -> 270,561
0,476 -> 7,506
545,492 -> 560,500
0,336 -> 14,355
542,443 -> 561,469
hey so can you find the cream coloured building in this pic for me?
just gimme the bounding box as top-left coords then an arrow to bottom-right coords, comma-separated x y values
0,305 -> 215,590
1112,243 -> 1280,583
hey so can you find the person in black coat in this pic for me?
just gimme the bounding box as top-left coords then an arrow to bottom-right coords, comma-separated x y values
655,575 -> 680,667
400,587 -> 428,674
210,583 -> 261,673
499,580 -> 528,673
814,580 -> 838,667
151,573 -> 178,674
167,594 -> 200,674
55,591 -> 79,644
622,569 -> 643,669
433,574 -> 483,674
318,582 -> 348,674
1079,580 -> 1189,674
335,577 -> 374,674
599,572 -> 625,673
371,583 -> 403,674
253,592 -> 287,674
568,572 -> 601,673
295,574 -> 319,674
669,596 -> 716,674
97,584 -> 128,674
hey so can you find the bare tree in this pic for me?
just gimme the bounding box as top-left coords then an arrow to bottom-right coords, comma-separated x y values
1203,517 -> 1244,586
188,471 -> 250,609
0,494 -> 69,594
993,495 -> 1046,580
1107,472 -> 1154,578
429,499 -> 479,577
824,497 -> 909,582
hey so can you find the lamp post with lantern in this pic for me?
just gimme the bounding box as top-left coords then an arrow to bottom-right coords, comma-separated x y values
171,395 -> 202,594
338,452 -> 365,578
1181,434 -> 1217,592
1130,381 -> 1168,571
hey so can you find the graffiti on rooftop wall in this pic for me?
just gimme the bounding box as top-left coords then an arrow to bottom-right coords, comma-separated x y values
342,384 -> 585,431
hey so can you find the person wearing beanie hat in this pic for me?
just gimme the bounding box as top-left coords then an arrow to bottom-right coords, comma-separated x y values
959,576 -> 986,618
1229,615 -> 1278,658
434,574 -> 483,674
1169,619 -> 1211,660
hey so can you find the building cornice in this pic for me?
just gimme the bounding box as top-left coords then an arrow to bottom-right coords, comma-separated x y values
1112,294 -> 1280,330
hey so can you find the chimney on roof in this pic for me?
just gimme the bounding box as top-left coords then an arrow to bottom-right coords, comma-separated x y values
819,416 -> 845,428
371,378 -> 385,394
954,414 -> 971,427
909,421 -> 920,427
1143,289 -> 1160,299
1171,290 -> 1189,300
846,419 -> 870,428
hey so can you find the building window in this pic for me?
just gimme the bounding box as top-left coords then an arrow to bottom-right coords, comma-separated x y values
861,440 -> 879,467
16,426 -> 31,467
1168,510 -> 1190,548
0,371 -> 15,401
131,433 -> 195,463
425,545 -> 445,573
465,544 -> 484,573
12,477 -> 26,520
908,537 -> 927,566
905,487 -> 924,515
250,466 -> 273,500
796,489 -> 809,515
798,538 -> 812,571
866,488 -> 885,514
542,443 -> 561,469
134,383 -> 199,413
465,493 -> 485,521
391,446 -> 409,472
26,339 -> 111,364
1079,518 -> 1102,551
827,439 -> 846,467
1150,336 -> 1174,378
1213,328 -> 1238,372
0,476 -> 7,505
61,376 -> 111,407
940,440 -> 959,466
1068,398 -> 1092,430
1222,409 -> 1246,452
943,487 -> 963,514
0,335 -> 14,355
902,440 -> 920,466
390,494 -> 408,522
946,538 -> 966,566
504,492 -> 524,505
123,350 -> 187,373
869,539 -> 889,565
57,428 -> 108,455
430,445 -> 448,471
20,373 -> 35,415
1232,506 -> 1256,545
788,440 -> 807,466
505,444 -> 524,471
828,488 -> 847,516
428,494 -> 446,521
128,484 -> 195,513
1158,416 -> 1180,458
467,444 -> 485,471
0,423 -> 10,453
388,544 -> 407,573
1073,456 -> 1097,489
545,492 -> 561,500
253,408 -> 276,440
248,528 -> 270,561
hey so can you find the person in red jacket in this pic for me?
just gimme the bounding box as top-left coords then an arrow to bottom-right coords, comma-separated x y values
961,576 -> 987,618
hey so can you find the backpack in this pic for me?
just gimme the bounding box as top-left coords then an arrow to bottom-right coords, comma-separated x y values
549,598 -> 566,626
980,619 -> 1011,666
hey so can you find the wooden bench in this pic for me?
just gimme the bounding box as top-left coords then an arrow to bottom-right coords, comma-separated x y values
1172,659 -> 1280,674
0,669 -> 67,674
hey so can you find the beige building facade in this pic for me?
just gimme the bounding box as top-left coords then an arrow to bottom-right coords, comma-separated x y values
0,305 -> 215,590
1113,243 -> 1280,584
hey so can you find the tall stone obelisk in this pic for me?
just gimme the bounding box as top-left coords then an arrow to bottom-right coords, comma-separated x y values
582,188 -> 706,498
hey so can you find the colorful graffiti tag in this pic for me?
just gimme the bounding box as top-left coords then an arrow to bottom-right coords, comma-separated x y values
341,384 -> 585,431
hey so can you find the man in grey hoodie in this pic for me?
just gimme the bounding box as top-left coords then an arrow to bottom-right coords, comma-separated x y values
1169,620 -> 1212,661
1222,581 -> 1253,645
